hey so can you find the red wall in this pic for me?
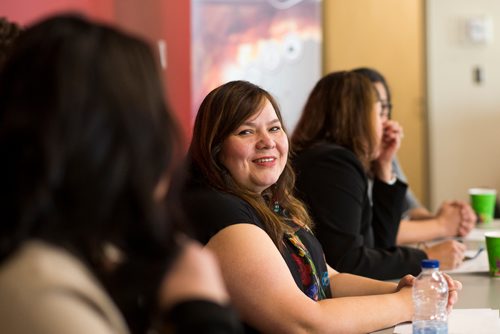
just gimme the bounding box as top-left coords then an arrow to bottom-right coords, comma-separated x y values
0,0 -> 191,142
0,0 -> 114,25
111,0 -> 192,142
163,1 -> 191,141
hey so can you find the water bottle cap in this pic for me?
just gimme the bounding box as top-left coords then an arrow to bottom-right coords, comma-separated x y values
421,259 -> 439,268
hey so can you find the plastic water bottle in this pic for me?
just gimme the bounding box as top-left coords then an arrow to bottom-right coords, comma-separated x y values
412,259 -> 449,334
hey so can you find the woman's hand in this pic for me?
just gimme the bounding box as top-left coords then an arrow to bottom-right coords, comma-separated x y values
424,240 -> 467,270
373,120 -> 404,182
453,200 -> 477,237
442,273 -> 462,313
158,239 -> 230,310
435,201 -> 462,237
396,274 -> 416,292
377,120 -> 403,166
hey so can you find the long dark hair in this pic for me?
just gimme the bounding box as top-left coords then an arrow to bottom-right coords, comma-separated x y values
352,67 -> 392,105
190,80 -> 312,248
0,17 -> 22,67
291,71 -> 378,171
0,14 -> 183,332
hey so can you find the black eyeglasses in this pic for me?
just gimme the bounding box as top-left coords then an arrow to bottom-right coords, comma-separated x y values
379,100 -> 393,119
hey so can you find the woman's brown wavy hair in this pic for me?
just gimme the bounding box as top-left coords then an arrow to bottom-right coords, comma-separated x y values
190,80 -> 312,249
291,71 -> 379,171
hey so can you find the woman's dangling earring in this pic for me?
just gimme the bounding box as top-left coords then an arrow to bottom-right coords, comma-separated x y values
273,200 -> 280,213
271,183 -> 281,213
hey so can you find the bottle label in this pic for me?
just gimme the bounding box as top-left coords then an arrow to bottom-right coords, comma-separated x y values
412,320 -> 448,334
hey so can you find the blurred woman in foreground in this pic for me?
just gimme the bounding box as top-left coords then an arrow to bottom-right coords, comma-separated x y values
0,14 -> 241,334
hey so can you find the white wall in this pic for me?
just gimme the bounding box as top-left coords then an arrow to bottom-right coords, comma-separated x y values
427,0 -> 500,209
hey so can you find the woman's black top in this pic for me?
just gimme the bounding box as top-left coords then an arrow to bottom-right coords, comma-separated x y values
293,143 -> 427,280
182,179 -> 332,333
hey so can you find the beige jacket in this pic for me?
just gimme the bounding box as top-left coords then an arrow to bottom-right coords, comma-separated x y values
0,240 -> 130,334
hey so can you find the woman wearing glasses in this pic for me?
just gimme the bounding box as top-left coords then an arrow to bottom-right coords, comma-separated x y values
353,67 -> 476,247
292,71 -> 466,280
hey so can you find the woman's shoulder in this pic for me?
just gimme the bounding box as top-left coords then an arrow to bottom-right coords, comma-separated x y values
295,142 -> 356,160
182,165 -> 254,210
182,186 -> 265,243
184,185 -> 254,213
294,142 -> 363,171
0,240 -> 128,334
0,241 -> 104,297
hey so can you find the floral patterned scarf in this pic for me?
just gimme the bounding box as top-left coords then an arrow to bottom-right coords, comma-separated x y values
284,225 -> 329,301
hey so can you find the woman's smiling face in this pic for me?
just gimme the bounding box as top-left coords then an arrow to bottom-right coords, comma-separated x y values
219,99 -> 289,194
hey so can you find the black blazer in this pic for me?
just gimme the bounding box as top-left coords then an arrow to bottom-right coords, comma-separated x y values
293,143 -> 426,280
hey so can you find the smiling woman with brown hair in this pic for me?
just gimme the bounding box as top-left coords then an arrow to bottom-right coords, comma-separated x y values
183,79 -> 461,333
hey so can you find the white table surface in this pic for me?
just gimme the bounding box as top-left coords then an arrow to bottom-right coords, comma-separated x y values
371,220 -> 500,334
